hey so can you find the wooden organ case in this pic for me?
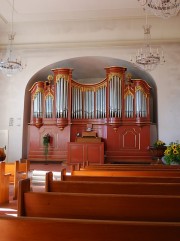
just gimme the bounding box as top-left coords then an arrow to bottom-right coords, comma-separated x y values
28,66 -> 156,163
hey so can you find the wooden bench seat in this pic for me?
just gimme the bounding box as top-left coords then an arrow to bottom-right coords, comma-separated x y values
0,216 -> 180,241
45,171 -> 180,195
18,178 -> 180,222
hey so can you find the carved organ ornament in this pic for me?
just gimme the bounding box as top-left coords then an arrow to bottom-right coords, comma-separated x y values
29,67 -> 151,130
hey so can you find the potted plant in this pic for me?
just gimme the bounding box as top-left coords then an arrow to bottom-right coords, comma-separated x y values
43,133 -> 51,163
149,140 -> 166,163
164,142 -> 180,165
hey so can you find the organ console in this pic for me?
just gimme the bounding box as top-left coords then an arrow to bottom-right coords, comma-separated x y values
28,66 -> 156,163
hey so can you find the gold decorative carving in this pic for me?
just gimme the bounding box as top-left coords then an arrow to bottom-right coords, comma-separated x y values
56,74 -> 69,82
32,88 -> 44,101
108,73 -> 122,80
135,86 -> 147,97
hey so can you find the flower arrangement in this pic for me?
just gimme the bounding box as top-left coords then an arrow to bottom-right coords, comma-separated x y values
43,133 -> 51,158
153,140 -> 166,148
148,140 -> 166,163
164,142 -> 180,165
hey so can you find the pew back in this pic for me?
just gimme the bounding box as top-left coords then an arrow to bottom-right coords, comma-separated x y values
18,178 -> 180,222
45,172 -> 180,195
0,216 -> 180,241
79,164 -> 180,171
61,169 -> 180,183
71,169 -> 180,177
5,162 -> 15,183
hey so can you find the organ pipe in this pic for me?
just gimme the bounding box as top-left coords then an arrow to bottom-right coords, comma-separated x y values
56,77 -> 69,118
30,67 -> 151,128
109,75 -> 121,118
33,91 -> 43,118
125,93 -> 133,118
135,87 -> 147,118
45,95 -> 53,118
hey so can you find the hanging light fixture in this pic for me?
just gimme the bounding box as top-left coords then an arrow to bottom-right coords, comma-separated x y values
138,0 -> 180,19
0,0 -> 25,77
131,14 -> 165,71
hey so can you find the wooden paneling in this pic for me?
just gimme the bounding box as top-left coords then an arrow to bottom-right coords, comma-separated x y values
28,125 -> 70,161
67,142 -> 104,164
106,125 -> 152,162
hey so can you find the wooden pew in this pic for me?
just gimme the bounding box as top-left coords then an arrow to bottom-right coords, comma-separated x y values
5,159 -> 30,200
78,162 -> 180,170
13,159 -> 30,200
45,171 -> 180,196
61,168 -> 180,183
0,162 -> 10,204
18,178 -> 180,222
70,168 -> 180,177
0,216 -> 180,241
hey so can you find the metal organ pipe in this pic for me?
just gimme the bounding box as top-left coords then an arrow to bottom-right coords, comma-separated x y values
114,79 -> 116,117
119,77 -> 121,117
64,79 -> 68,118
50,96 -> 53,118
60,79 -> 63,117
45,95 -> 53,118
136,89 -> 147,118
109,76 -> 121,118
33,92 -> 42,118
96,89 -> 100,118
37,92 -> 40,117
72,87 -> 74,118
33,95 -> 37,118
95,86 -> 106,119
142,93 -> 147,117
72,86 -> 83,119
125,94 -> 133,118
100,88 -> 102,118
103,86 -> 106,118
109,79 -> 113,117
85,91 -> 87,119
39,92 -> 41,117
56,78 -> 69,118
136,90 -> 140,117
45,97 -> 48,118
56,81 -> 60,118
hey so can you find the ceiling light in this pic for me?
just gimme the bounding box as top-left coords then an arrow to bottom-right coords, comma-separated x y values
0,0 -> 25,77
131,14 -> 165,71
138,0 -> 180,19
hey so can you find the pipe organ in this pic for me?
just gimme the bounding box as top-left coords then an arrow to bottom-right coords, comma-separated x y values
28,66 -> 156,163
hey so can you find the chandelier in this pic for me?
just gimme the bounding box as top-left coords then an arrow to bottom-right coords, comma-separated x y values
0,0 -> 25,77
131,15 -> 165,71
138,0 -> 180,19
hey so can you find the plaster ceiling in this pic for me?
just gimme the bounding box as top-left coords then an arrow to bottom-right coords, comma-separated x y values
0,0 -> 179,45
0,0 -> 179,91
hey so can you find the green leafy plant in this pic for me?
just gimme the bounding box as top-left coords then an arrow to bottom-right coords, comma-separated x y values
164,142 -> 180,165
43,133 -> 51,158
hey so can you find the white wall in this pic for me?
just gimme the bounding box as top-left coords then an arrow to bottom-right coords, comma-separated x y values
0,42 -> 179,162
